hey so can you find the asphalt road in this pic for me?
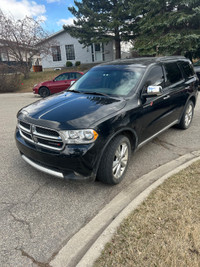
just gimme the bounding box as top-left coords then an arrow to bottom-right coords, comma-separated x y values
0,93 -> 200,267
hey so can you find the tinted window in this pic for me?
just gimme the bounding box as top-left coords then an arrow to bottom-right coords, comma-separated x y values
179,61 -> 194,78
55,73 -> 69,81
145,65 -> 164,86
164,63 -> 183,85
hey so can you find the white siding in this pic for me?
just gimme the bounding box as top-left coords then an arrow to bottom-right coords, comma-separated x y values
104,42 -> 114,62
41,31 -> 114,69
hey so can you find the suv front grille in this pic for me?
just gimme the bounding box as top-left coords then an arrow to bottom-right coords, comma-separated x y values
18,120 -> 64,151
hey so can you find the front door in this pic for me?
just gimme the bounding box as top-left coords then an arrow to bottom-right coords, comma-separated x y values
137,65 -> 176,143
52,73 -> 70,93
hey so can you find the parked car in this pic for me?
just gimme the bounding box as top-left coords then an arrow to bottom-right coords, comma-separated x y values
16,57 -> 199,185
193,60 -> 200,82
33,71 -> 84,97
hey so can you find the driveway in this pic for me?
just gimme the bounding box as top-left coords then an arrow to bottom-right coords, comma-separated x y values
0,93 -> 200,267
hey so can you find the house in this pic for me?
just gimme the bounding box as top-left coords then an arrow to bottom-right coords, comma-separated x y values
40,30 -> 115,69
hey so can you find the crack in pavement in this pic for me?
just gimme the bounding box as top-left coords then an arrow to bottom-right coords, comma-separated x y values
8,210 -> 33,239
27,181 -> 50,204
0,181 -> 49,210
17,248 -> 50,267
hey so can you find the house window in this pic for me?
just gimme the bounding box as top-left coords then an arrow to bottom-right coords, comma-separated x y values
52,46 -> 61,61
95,44 -> 101,52
65,45 -> 75,60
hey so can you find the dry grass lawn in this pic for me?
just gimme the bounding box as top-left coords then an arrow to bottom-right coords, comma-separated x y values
94,160 -> 200,267
19,64 -> 94,93
19,69 -> 71,93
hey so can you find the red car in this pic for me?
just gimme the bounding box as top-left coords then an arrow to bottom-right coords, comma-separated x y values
33,71 -> 84,97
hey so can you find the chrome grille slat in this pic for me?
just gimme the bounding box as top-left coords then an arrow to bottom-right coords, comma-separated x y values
18,120 -> 64,151
19,124 -> 31,133
35,126 -> 60,137
19,121 -> 30,131
32,130 -> 62,140
19,129 -> 34,143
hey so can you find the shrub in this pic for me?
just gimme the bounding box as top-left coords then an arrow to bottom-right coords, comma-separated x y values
66,61 -> 73,67
75,61 -> 81,67
0,64 -> 22,93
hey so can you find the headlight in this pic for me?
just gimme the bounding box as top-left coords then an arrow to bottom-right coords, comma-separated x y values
33,84 -> 38,87
60,129 -> 98,144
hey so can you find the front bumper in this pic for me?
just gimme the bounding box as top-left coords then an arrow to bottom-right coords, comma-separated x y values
33,87 -> 39,94
15,129 -> 101,181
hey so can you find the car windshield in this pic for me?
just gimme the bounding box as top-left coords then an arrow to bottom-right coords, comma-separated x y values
69,66 -> 145,97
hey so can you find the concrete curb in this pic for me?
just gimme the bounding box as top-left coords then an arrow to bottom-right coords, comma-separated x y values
50,150 -> 200,267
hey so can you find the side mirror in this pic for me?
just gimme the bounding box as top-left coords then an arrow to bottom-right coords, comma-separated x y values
146,85 -> 162,96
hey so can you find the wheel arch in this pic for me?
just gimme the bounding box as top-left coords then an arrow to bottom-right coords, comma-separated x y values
189,95 -> 196,107
95,127 -> 138,176
179,95 -> 196,122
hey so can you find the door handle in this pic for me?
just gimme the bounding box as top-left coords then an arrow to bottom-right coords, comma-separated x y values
163,95 -> 170,100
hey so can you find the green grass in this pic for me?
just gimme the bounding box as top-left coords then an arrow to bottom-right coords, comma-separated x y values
94,160 -> 200,267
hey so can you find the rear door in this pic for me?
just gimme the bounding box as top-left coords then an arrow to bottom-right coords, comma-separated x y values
162,61 -> 189,121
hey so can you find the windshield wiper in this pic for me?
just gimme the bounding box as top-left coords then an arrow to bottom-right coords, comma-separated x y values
67,89 -> 82,93
81,91 -> 109,97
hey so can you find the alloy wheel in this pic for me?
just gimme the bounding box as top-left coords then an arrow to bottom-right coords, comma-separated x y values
184,103 -> 193,127
112,142 -> 129,179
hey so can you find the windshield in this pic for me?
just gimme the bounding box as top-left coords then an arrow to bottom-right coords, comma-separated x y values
69,66 -> 145,97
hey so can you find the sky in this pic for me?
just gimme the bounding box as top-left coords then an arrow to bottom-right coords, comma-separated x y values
0,0 -> 75,34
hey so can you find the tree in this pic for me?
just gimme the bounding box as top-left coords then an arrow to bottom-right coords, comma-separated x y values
133,0 -> 200,59
0,9 -> 52,78
64,0 -> 135,59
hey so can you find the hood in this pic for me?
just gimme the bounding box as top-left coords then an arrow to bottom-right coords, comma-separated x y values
19,92 -> 126,130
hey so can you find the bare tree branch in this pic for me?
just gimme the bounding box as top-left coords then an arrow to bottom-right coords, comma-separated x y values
0,9 -> 54,78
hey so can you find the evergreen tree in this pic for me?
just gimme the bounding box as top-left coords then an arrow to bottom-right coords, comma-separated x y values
64,0 -> 135,59
134,0 -> 200,59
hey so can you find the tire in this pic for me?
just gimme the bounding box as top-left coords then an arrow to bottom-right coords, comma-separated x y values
39,87 -> 50,98
177,100 -> 194,129
97,135 -> 131,185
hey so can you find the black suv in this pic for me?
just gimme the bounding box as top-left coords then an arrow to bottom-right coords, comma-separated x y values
15,56 -> 199,184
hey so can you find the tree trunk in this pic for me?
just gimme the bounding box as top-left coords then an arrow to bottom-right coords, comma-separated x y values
115,39 -> 121,59
114,27 -> 121,59
21,62 -> 30,79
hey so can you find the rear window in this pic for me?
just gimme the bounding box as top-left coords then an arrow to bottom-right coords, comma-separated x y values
179,61 -> 194,78
164,63 -> 183,86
